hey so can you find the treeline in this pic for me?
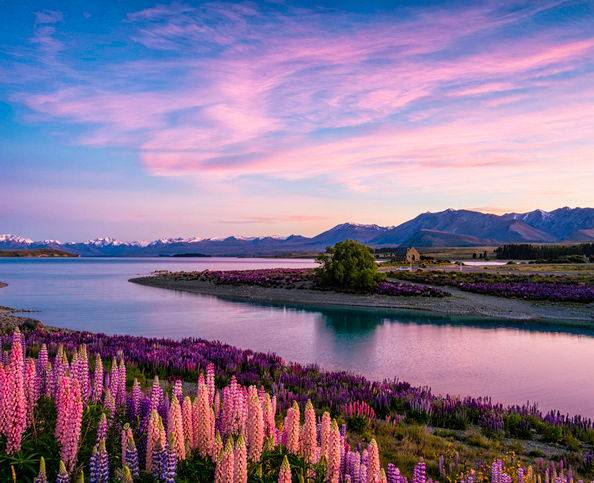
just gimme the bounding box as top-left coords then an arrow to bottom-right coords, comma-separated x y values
495,243 -> 594,260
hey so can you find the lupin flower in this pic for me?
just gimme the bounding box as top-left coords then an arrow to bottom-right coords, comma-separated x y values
367,439 -> 380,483
122,465 -> 133,483
24,357 -> 38,426
146,409 -> 161,472
196,382 -> 212,458
109,356 -> 119,402
212,431 -> 223,461
152,438 -> 166,480
172,379 -> 183,405
121,423 -> 132,465
6,328 -> 27,454
33,457 -> 48,483
104,387 -> 116,421
182,396 -> 194,448
150,375 -> 162,412
129,378 -> 142,419
126,435 -> 140,478
167,395 -> 186,460
234,433 -> 248,483
163,434 -> 178,483
221,438 -> 235,483
76,345 -> 90,402
247,389 -> 264,462
96,413 -> 108,443
91,353 -> 103,403
412,458 -> 426,483
320,411 -> 331,461
284,401 -> 300,454
327,420 -> 341,483
207,363 -> 215,406
56,460 -> 70,483
302,400 -> 317,465
278,455 -> 292,483
117,359 -> 126,407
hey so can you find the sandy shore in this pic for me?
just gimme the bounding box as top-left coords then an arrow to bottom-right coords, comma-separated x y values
130,275 -> 594,327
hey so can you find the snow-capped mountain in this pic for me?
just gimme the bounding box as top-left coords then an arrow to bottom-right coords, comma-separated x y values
2,207 -> 593,255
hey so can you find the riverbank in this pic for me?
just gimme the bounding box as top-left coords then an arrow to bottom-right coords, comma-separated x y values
130,274 -> 594,326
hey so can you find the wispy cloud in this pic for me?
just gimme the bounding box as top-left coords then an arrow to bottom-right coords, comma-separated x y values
3,0 -> 594,234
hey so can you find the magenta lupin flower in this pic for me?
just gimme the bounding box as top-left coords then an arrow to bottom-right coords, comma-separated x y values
302,400 -> 317,465
150,375 -> 163,412
234,433 -> 248,483
109,356 -> 119,403
6,329 -> 27,454
96,413 -> 108,443
167,396 -> 186,460
91,353 -> 103,403
24,357 -> 38,426
278,455 -> 292,483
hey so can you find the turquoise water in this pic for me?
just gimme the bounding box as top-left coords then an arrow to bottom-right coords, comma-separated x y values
1,257 -> 593,417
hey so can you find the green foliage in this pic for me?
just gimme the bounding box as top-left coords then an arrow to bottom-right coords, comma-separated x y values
315,239 -> 384,291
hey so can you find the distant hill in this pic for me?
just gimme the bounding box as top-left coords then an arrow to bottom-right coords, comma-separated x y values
0,248 -> 79,257
2,207 -> 593,255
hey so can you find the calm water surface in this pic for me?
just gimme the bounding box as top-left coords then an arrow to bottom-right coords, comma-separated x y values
1,257 -> 593,417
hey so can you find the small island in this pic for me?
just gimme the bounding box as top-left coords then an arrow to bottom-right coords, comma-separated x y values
0,248 -> 79,257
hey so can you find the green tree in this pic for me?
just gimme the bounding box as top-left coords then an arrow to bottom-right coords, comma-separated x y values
315,239 -> 384,291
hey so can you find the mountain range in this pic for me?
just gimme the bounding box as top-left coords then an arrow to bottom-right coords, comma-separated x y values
2,207 -> 593,256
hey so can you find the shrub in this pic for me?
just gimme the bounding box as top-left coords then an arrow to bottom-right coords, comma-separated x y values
315,239 -> 384,291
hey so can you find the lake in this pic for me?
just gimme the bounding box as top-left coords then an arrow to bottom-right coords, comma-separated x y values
1,257 -> 593,417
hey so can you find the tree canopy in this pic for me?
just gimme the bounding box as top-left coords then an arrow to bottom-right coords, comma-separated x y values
315,239 -> 384,290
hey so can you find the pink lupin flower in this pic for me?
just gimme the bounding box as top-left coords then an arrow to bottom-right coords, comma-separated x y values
6,329 -> 27,454
222,438 -> 235,483
212,431 -> 223,462
284,401 -> 300,454
327,419 -> 341,483
206,363 -> 215,406
222,386 -> 233,435
196,382 -> 213,458
76,345 -> 90,402
367,439 -> 380,483
146,409 -> 160,472
278,455 -> 292,483
91,353 -> 103,402
167,396 -> 186,460
104,387 -> 116,421
109,357 -> 119,403
117,359 -> 126,407
172,379 -> 183,405
150,375 -> 162,412
234,433 -> 248,483
214,390 -> 221,419
37,343 -> 49,396
96,413 -> 108,443
62,378 -> 83,472
215,445 -> 225,483
24,357 -> 38,426
302,400 -> 317,465
246,389 -> 264,462
55,376 -> 71,449
320,411 -> 331,461
182,396 -> 194,449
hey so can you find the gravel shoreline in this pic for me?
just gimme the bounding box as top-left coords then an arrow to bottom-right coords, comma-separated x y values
130,275 -> 594,327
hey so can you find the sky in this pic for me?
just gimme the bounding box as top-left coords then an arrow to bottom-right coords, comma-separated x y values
1,0 -> 593,241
